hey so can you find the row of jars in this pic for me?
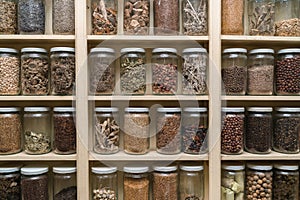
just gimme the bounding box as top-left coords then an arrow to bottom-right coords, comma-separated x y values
222,48 -> 300,95
93,107 -> 208,155
221,107 -> 300,155
0,47 -> 75,95
222,0 -> 300,36
0,107 -> 76,155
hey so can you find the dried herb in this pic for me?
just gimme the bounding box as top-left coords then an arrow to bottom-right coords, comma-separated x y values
0,172 -> 21,199
222,65 -> 247,95
152,64 -> 177,94
54,186 -> 77,200
93,187 -> 116,200
24,131 -> 51,154
0,56 -> 20,95
222,0 -> 244,35
183,126 -> 207,154
53,0 -> 75,34
124,177 -> 149,200
90,62 -> 115,94
0,0 -> 17,34
153,172 -> 178,200
21,174 -> 48,200
247,65 -> 274,95
275,18 -> 300,36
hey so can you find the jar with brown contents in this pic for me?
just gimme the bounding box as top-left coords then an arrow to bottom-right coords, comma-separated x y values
222,0 -> 244,35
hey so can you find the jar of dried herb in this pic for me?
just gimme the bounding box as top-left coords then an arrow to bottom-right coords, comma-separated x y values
53,167 -> 77,200
52,0 -> 75,34
0,165 -> 21,199
222,0 -> 244,35
0,0 -> 17,34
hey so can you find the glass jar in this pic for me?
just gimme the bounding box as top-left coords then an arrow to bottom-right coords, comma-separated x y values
275,48 -> 300,95
275,0 -> 300,36
52,0 -> 75,34
89,48 -> 116,95
123,166 -> 149,200
18,0 -> 45,34
21,48 -> 49,95
222,48 -> 247,95
91,0 -> 117,35
221,107 -> 245,155
23,107 -> 51,154
124,107 -> 150,155
247,48 -> 274,95
182,107 -> 208,154
91,167 -> 118,200
53,107 -> 76,154
50,47 -> 76,95
222,0 -> 244,34
273,107 -> 300,154
53,167 -> 77,199
93,107 -> 119,154
0,0 -> 17,34
152,48 -> 178,95
156,108 -> 181,154
245,107 -> 273,154
120,48 -> 146,94
0,165 -> 21,199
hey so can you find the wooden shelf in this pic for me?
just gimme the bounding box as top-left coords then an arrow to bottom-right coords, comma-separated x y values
89,95 -> 209,101
0,152 -> 76,161
0,35 -> 75,45
222,96 -> 300,101
88,35 -> 209,41
0,96 -> 74,101
222,151 -> 300,161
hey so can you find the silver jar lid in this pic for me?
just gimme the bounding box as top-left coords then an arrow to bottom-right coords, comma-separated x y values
53,107 -> 75,112
21,166 -> 49,175
221,107 -> 245,113
21,48 -> 47,54
278,48 -> 300,54
247,107 -> 273,112
247,163 -> 272,171
182,48 -> 207,54
0,107 -> 21,112
50,47 -> 75,53
92,167 -> 117,174
180,165 -> 204,171
153,165 -> 178,172
274,164 -> 299,171
53,167 -> 76,174
249,48 -> 274,54
90,47 -> 115,54
222,163 -> 245,171
125,107 -> 149,113
152,48 -> 177,54
123,166 -> 149,173
0,48 -> 18,54
24,107 -> 50,112
94,107 -> 118,113
157,108 -> 181,113
0,165 -> 20,173
223,48 -> 247,54
275,107 -> 300,112
121,48 -> 145,54
184,107 -> 207,113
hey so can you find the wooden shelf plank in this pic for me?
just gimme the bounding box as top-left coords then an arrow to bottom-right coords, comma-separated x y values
89,95 -> 209,101
0,152 -> 76,161
221,35 -> 300,42
222,151 -> 300,160
0,35 -> 75,41
222,96 -> 300,101
0,96 -> 74,101
88,35 -> 209,41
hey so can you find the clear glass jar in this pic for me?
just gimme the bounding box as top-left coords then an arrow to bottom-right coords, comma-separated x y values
275,0 -> 300,36
222,48 -> 247,95
21,48 -> 49,95
182,107 -> 208,154
53,167 -> 77,200
221,107 -> 245,155
123,166 -> 149,200
91,0 -> 117,35
222,0 -> 244,35
18,0 -> 45,34
50,47 -> 76,95
120,48 -> 146,94
0,166 -> 21,199
52,0 -> 75,34
182,48 -> 208,95
275,48 -> 300,95
91,167 -> 118,200
152,48 -> 178,95
0,0 -> 17,34
89,48 -> 116,95
156,108 -> 181,154
273,107 -> 300,154
23,107 -> 51,154
124,107 -> 150,155
53,107 -> 76,154
246,107 -> 273,154
93,107 -> 119,154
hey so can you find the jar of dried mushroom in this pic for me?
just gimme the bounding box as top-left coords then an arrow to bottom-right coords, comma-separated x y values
91,167 -> 118,200
273,107 -> 300,154
123,166 -> 149,200
222,48 -> 247,95
0,0 -> 17,34
124,107 -> 150,155
120,48 -> 146,94
52,0 -> 75,34
50,47 -> 75,95
0,107 -> 21,155
93,107 -> 119,154
53,167 -> 77,200
23,107 -> 51,155
53,107 -> 76,154
222,0 -> 244,35
21,48 -> 49,95
0,165 -> 21,199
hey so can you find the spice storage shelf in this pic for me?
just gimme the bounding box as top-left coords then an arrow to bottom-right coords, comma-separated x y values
0,35 -> 75,44
222,96 -> 300,101
222,151 -> 300,161
89,95 -> 209,101
0,96 -> 74,101
0,152 -> 76,161
221,35 -> 300,43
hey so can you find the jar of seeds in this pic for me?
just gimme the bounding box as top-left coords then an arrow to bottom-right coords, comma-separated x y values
53,167 -> 77,200
52,0 -> 75,34
124,107 -> 150,155
0,0 -> 17,34
0,165 -> 21,199
222,0 -> 244,34
273,107 -> 300,154
91,167 -> 118,200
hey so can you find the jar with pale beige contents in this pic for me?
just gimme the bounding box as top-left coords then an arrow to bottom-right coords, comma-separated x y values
222,0 -> 244,34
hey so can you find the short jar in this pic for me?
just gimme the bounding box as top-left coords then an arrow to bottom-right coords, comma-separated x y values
0,165 -> 21,199
53,167 -> 77,199
222,0 -> 244,34
0,0 -> 17,34
52,0 -> 75,34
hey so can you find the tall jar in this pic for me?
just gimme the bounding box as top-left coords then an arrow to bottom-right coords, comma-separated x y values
52,0 -> 75,34
89,48 -> 116,95
120,48 -> 146,94
182,48 -> 208,95
273,107 -> 300,154
91,0 -> 117,35
50,47 -> 76,95
0,165 -> 21,199
0,0 -> 17,34
53,167 -> 77,199
124,107 -> 150,155
152,48 -> 178,95
222,48 -> 247,95
275,48 -> 300,95
222,0 -> 244,34
93,107 -> 119,154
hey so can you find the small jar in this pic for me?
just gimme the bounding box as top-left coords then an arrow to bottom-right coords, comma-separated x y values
182,48 -> 208,95
91,0 -> 117,35
245,107 -> 273,154
222,0 -> 244,34
53,167 -> 77,199
273,107 -> 300,154
222,48 -> 247,95
52,0 -> 75,34
21,48 -> 49,95
23,107 -> 51,154
120,48 -> 146,94
152,48 -> 178,95
50,47 -> 76,95
156,108 -> 181,154
0,0 -> 17,34
124,107 -> 150,155
93,107 -> 119,154
0,166 -> 21,199
182,107 -> 208,154
53,107 -> 76,154
91,167 -> 118,200
221,107 -> 245,155
247,48 -> 274,95
123,166 -> 150,200
89,48 -> 116,95
275,48 -> 300,95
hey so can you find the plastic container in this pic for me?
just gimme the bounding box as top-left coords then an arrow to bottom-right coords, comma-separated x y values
0,0 -> 17,34
52,0 -> 75,34
222,0 -> 244,34
53,167 -> 77,199
0,165 -> 21,199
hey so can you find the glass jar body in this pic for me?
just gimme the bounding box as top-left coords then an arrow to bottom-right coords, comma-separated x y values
53,171 -> 76,199
21,173 -> 49,200
52,0 -> 75,34
0,0 -> 17,34
124,172 -> 149,200
91,171 -> 118,200
222,0 -> 244,34
153,171 -> 178,200
180,169 -> 204,199
221,167 -> 245,199
0,171 -> 21,198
